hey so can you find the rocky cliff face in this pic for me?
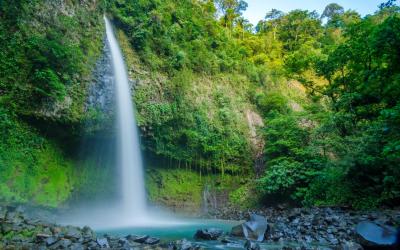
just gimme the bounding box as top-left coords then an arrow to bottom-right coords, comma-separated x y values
82,37 -> 118,135
86,39 -> 114,116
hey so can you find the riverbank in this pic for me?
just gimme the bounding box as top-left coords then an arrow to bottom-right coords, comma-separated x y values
207,206 -> 400,247
0,205 -> 169,249
1,204 -> 399,249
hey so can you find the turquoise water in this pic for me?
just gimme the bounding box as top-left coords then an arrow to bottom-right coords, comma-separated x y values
97,219 -> 240,240
95,219 -> 307,249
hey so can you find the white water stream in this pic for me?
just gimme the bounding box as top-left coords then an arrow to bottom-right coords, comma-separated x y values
104,16 -> 147,218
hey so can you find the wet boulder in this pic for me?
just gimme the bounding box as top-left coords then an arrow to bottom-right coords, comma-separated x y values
145,237 -> 160,245
36,233 -> 51,241
127,234 -> 149,243
355,221 -> 397,249
231,224 -> 245,238
179,239 -> 193,250
82,225 -> 96,239
51,239 -> 72,249
96,237 -> 110,248
70,243 -> 85,250
173,238 -> 202,250
341,241 -> 364,250
64,226 -> 82,240
45,236 -> 58,246
244,240 -> 261,250
231,214 -> 268,242
194,228 -> 223,240
220,237 -> 243,248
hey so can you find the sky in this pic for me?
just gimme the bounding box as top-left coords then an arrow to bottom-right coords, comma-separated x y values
243,0 -> 396,25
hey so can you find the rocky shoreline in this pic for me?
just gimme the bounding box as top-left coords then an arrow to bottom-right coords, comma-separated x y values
1,204 -> 399,249
0,205 -> 165,249
208,206 -> 400,248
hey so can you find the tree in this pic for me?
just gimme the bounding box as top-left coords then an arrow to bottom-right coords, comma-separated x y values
235,17 -> 253,39
379,0 -> 397,10
322,3 -> 344,19
278,10 -> 322,51
266,8 -> 284,20
265,9 -> 284,40
322,3 -> 344,27
215,0 -> 248,32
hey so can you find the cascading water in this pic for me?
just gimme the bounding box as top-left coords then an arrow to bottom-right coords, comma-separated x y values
60,17 -> 184,229
104,16 -> 147,218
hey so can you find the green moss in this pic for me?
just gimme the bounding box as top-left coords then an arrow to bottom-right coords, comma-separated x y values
145,157 -> 250,212
0,112 -> 75,207
229,183 -> 260,209
146,168 -> 204,211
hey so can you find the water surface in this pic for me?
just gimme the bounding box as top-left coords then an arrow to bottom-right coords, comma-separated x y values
97,219 -> 240,240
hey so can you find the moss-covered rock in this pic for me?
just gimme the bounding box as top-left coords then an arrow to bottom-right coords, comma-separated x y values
145,156 -> 251,214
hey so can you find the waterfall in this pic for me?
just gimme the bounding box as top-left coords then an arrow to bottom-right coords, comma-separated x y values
60,17 -> 182,229
104,16 -> 147,217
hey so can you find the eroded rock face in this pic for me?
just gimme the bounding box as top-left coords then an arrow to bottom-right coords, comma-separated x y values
86,38 -> 114,117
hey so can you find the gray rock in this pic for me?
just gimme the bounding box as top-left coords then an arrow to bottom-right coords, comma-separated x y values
45,236 -> 58,246
119,237 -> 129,245
220,237 -> 237,244
97,237 -> 110,248
194,228 -> 223,240
64,226 -> 82,240
176,239 -> 194,250
231,224 -> 245,237
36,233 -> 52,242
244,240 -> 261,250
341,241 -> 363,250
231,214 -> 268,242
355,221 -> 397,248
82,225 -> 95,239
128,234 -> 149,243
85,240 -> 99,248
70,242 -> 85,250
145,237 -> 160,245
50,239 -> 72,249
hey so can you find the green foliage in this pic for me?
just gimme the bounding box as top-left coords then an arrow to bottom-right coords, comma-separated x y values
146,168 -> 204,210
267,8 -> 400,208
0,0 -> 103,118
271,9 -> 322,52
255,91 -> 289,115
113,0 -> 400,209
146,158 -> 248,212
0,108 -> 75,207
0,0 -> 399,210
0,0 -> 104,207
33,69 -> 66,101
229,183 -> 260,208
258,111 -> 322,201
136,72 -> 253,173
